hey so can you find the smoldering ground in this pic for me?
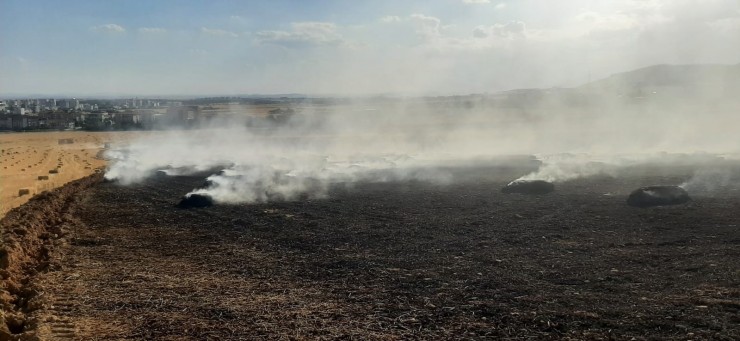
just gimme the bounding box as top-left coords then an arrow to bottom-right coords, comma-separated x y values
104,81 -> 740,206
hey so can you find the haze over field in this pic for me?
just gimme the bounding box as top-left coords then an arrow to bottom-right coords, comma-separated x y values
104,67 -> 740,204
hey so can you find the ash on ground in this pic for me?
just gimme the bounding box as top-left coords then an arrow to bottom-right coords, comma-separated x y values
13,160 -> 740,340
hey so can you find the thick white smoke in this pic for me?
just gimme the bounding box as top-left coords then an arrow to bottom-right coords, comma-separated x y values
105,77 -> 740,204
515,154 -> 620,182
516,153 -> 738,187
103,113 -> 465,204
515,152 -> 740,197
679,155 -> 740,194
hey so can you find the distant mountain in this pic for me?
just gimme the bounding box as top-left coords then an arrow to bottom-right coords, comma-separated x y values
579,63 -> 740,97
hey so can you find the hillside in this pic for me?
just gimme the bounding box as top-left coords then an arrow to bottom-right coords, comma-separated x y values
580,63 -> 740,97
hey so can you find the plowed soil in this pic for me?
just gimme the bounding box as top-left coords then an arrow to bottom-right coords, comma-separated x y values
1,160 -> 739,340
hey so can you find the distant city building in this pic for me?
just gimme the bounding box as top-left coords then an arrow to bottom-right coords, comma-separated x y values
113,111 -> 141,127
164,106 -> 200,127
81,112 -> 110,129
0,114 -> 39,129
40,111 -> 74,129
0,115 -> 10,129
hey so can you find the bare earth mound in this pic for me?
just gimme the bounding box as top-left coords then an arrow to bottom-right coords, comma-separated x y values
1,162 -> 739,340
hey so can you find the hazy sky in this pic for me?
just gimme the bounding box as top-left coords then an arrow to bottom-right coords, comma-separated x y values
1,0 -> 738,96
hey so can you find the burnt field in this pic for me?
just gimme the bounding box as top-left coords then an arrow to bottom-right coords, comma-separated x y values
2,160 -> 740,340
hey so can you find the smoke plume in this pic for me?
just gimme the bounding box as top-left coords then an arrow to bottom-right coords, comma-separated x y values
105,73 -> 740,204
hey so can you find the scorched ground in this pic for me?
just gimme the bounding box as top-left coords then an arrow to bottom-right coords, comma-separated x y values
1,159 -> 738,340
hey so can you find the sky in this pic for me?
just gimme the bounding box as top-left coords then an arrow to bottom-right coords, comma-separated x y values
1,0 -> 739,96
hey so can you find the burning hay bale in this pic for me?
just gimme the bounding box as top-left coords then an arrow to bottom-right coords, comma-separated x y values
177,193 -> 214,208
502,180 -> 555,195
627,185 -> 690,208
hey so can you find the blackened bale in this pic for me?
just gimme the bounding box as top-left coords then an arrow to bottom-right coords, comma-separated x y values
501,180 -> 555,195
627,185 -> 690,208
177,194 -> 214,208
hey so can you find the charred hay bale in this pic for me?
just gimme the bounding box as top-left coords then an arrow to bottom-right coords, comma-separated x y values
177,194 -> 214,208
37,176 -> 49,181
627,185 -> 690,208
49,169 -> 58,174
17,189 -> 30,196
501,180 -> 555,194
